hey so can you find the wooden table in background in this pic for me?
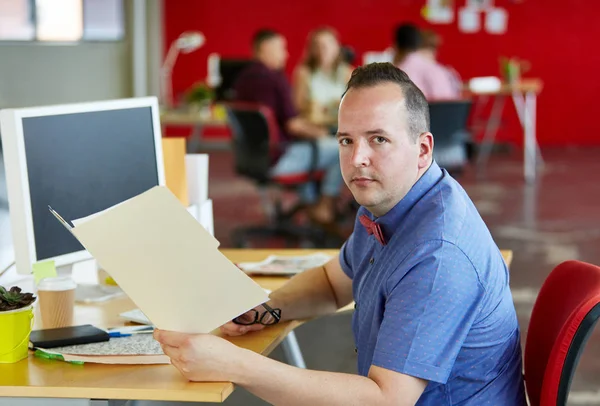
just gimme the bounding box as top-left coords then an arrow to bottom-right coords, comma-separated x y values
0,248 -> 513,404
160,108 -> 229,153
465,78 -> 544,183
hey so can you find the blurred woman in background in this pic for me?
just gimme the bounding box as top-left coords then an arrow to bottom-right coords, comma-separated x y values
293,27 -> 353,128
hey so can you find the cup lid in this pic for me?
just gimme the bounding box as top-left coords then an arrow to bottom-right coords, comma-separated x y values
37,276 -> 77,291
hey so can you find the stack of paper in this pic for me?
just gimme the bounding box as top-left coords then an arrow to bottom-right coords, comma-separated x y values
237,253 -> 332,276
51,186 -> 270,335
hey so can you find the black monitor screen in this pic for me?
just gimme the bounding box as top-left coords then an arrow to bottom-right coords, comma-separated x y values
215,58 -> 254,101
22,107 -> 159,261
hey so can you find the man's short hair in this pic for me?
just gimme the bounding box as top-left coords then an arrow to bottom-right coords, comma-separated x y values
343,62 -> 430,141
394,23 -> 422,52
252,29 -> 280,52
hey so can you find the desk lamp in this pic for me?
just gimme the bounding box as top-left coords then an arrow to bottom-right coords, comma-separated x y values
161,31 -> 205,108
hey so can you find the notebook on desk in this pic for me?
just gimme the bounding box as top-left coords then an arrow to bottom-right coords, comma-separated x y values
34,333 -> 169,365
50,186 -> 270,334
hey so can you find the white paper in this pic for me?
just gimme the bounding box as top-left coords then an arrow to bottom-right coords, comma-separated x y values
185,154 -> 209,205
485,7 -> 508,34
119,308 -> 152,325
199,199 -> 214,236
466,0 -> 493,11
459,7 -> 481,33
423,0 -> 454,24
55,186 -> 269,334
238,253 -> 333,276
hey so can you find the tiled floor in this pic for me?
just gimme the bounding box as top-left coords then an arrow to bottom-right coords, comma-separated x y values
202,146 -> 600,406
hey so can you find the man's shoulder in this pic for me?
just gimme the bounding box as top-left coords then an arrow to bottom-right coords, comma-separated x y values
410,174 -> 471,238
235,62 -> 271,85
234,63 -> 286,105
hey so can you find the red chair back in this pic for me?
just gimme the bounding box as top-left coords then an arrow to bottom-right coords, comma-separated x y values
525,260 -> 600,405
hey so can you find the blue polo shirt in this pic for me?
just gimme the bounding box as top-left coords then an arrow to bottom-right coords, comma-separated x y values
340,162 -> 526,405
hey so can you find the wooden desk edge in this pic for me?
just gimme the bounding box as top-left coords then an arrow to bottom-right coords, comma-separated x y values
501,249 -> 513,268
0,385 -> 235,403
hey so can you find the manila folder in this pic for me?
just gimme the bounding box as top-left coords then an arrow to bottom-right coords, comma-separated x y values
67,186 -> 269,334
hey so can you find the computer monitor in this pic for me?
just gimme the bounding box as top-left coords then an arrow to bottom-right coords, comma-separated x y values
0,97 -> 165,275
0,146 -> 14,274
214,58 -> 253,101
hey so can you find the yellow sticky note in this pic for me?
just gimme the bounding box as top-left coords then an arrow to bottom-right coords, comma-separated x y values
32,260 -> 57,285
105,276 -> 118,286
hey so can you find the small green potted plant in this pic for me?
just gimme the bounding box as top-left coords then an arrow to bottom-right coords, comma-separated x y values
184,82 -> 215,118
499,57 -> 530,84
0,286 -> 36,363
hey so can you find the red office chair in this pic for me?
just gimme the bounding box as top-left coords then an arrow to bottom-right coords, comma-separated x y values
524,260 -> 600,405
226,102 -> 330,248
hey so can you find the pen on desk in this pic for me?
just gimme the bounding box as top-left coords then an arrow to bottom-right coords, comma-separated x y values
108,330 -> 154,338
107,325 -> 154,334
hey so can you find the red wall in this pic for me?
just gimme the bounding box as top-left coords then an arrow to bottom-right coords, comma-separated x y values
164,0 -> 600,147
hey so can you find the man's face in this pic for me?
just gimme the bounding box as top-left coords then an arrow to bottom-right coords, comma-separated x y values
337,83 -> 432,217
257,36 -> 288,70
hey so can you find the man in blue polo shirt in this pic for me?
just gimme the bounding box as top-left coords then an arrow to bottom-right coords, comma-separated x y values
155,63 -> 526,405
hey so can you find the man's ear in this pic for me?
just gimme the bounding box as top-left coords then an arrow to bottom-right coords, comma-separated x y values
418,132 -> 434,169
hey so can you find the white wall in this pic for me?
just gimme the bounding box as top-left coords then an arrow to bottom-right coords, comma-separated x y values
0,0 -> 163,109
0,42 -> 131,108
146,0 -> 164,98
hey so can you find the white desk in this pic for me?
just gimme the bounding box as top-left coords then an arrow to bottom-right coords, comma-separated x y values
467,79 -> 544,183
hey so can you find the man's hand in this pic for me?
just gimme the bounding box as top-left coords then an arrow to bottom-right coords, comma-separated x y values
154,329 -> 427,406
219,304 -> 270,337
154,329 -> 243,382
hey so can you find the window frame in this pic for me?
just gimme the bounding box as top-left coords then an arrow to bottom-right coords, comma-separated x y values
0,0 -> 125,44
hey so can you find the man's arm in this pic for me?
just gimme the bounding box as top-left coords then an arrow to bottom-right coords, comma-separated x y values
270,256 -> 353,321
286,116 -> 329,139
237,351 -> 427,406
222,257 -> 352,336
292,65 -> 310,113
155,331 -> 427,406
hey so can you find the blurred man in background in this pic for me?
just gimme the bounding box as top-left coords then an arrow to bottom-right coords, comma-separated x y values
234,29 -> 343,225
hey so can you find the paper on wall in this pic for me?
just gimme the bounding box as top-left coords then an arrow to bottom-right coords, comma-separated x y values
422,0 -> 454,24
466,0 -> 493,11
485,7 -> 508,34
459,7 -> 481,33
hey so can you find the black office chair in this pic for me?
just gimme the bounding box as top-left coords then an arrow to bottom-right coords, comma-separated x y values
429,100 -> 473,177
215,59 -> 254,101
226,102 -> 330,248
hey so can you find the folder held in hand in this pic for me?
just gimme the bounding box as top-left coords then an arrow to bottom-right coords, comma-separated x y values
50,186 -> 269,334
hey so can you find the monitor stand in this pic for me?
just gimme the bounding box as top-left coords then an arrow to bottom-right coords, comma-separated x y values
55,263 -> 74,277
